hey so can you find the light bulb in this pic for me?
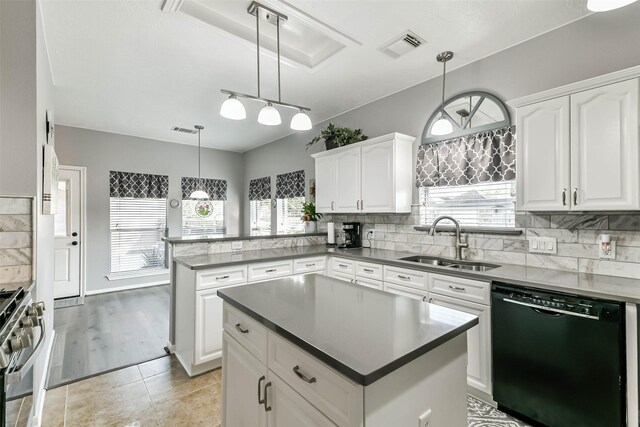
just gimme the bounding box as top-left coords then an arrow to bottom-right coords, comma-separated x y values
258,103 -> 281,126
587,0 -> 637,11
290,110 -> 312,131
189,190 -> 209,199
220,95 -> 246,120
431,116 -> 453,136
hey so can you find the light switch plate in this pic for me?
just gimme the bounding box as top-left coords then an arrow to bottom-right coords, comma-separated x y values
231,241 -> 243,251
528,237 -> 557,254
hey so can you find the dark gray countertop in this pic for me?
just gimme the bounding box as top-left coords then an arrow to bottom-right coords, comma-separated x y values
217,274 -> 478,385
163,232 -> 327,244
175,246 -> 640,304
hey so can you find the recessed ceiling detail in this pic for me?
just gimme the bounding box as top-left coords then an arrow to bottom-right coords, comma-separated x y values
176,0 -> 358,69
379,30 -> 426,59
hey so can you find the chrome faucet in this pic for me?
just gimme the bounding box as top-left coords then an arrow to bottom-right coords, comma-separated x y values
428,216 -> 468,260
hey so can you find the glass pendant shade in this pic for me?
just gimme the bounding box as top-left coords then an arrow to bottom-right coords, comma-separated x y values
189,189 -> 209,199
587,0 -> 637,11
431,116 -> 453,136
290,110 -> 312,131
220,95 -> 246,120
258,103 -> 281,126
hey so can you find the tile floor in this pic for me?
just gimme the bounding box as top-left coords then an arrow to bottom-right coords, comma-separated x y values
41,354 -> 528,427
42,355 -> 221,427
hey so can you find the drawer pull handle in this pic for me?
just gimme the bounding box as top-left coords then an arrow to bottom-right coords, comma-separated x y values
258,376 -> 265,405
448,285 -> 466,292
305,263 -> 316,267
293,365 -> 317,384
235,323 -> 249,334
216,275 -> 229,280
338,264 -> 348,268
264,381 -> 272,411
398,275 -> 410,280
363,268 -> 374,273
266,269 -> 277,273
422,296 -> 427,302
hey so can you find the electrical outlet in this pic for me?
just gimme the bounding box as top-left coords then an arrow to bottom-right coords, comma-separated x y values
231,241 -> 243,251
599,240 -> 616,259
418,409 -> 432,427
528,237 -> 557,254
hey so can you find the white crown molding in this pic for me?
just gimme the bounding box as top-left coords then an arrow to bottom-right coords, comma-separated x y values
508,64 -> 640,108
311,132 -> 415,158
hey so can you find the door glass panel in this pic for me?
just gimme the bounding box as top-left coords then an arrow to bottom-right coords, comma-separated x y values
54,180 -> 69,236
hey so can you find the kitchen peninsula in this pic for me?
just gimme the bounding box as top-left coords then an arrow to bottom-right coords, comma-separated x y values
218,274 -> 478,426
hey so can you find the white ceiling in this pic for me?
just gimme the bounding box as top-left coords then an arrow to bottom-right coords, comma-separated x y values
41,0 -> 590,153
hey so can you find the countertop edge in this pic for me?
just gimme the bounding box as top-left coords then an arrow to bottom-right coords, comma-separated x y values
163,232 -> 327,244
217,287 -> 478,386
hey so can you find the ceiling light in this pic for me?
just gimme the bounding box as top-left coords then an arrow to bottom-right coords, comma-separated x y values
219,95 -> 246,120
258,103 -> 281,126
189,125 -> 209,200
587,0 -> 638,11
432,51 -> 454,137
290,110 -> 312,131
219,2 -> 311,130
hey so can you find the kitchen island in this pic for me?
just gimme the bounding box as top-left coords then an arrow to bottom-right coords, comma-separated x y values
217,274 -> 478,427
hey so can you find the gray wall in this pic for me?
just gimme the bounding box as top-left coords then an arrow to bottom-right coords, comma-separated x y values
55,125 -> 244,293
241,3 -> 640,233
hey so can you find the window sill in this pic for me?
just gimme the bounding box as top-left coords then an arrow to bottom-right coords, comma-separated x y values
413,226 -> 523,236
106,268 -> 170,281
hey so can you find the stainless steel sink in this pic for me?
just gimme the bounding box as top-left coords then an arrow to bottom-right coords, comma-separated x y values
399,256 -> 499,272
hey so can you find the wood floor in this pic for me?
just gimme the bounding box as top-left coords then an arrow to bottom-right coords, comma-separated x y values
47,284 -> 170,388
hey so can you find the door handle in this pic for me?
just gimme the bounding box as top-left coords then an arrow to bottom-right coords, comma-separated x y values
573,188 -> 578,206
448,285 -> 466,292
263,381 -> 272,411
356,200 -> 360,210
562,188 -> 567,206
258,376 -> 266,405
360,200 -> 364,211
331,201 -> 334,210
72,232 -> 78,237
71,241 -> 78,246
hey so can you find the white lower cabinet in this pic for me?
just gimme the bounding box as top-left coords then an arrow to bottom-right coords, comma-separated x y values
194,287 -> 226,365
428,289 -> 492,397
266,374 -> 336,427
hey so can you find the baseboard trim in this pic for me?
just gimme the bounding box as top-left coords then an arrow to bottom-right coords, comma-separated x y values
85,281 -> 169,296
32,330 -> 55,427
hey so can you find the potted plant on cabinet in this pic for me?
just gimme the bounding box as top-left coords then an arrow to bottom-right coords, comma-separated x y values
301,202 -> 323,233
306,123 -> 368,151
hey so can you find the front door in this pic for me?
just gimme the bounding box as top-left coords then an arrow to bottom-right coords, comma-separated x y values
54,167 -> 83,298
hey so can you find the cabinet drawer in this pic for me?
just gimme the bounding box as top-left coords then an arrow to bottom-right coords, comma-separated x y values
196,265 -> 248,290
354,276 -> 383,290
383,265 -> 429,290
332,271 -> 354,283
293,256 -> 327,274
384,282 -> 428,301
428,273 -> 490,305
223,304 -> 268,364
355,261 -> 383,280
248,260 -> 294,282
331,257 -> 355,274
268,333 -> 363,427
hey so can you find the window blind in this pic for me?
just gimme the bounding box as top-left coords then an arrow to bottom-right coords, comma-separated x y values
419,181 -> 516,228
277,197 -> 305,234
181,200 -> 226,236
110,197 -> 167,273
250,199 -> 272,236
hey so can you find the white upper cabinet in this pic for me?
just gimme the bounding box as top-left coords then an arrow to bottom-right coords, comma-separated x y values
312,133 -> 415,214
516,97 -> 571,211
570,79 -> 639,211
515,76 -> 639,212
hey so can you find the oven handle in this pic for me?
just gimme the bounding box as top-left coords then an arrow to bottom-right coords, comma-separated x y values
6,315 -> 46,385
502,298 -> 600,320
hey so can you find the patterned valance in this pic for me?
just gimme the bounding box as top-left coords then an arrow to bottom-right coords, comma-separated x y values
249,177 -> 271,201
181,177 -> 227,201
109,171 -> 169,199
416,126 -> 516,188
276,170 -> 305,199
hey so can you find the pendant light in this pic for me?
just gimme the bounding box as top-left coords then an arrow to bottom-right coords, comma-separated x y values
219,2 -> 311,130
189,125 -> 209,200
431,51 -> 454,136
587,0 -> 637,11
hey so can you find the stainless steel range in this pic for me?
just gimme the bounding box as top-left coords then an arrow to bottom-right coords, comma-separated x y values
0,288 -> 46,426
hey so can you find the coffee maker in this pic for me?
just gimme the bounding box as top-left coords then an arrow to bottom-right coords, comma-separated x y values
339,222 -> 362,248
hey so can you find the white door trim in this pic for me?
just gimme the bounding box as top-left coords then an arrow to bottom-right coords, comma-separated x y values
59,165 -> 87,298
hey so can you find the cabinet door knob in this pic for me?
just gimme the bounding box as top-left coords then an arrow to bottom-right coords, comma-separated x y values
573,188 -> 578,206
258,375 -> 266,405
71,241 -> 78,246
562,188 -> 567,206
72,232 -> 78,237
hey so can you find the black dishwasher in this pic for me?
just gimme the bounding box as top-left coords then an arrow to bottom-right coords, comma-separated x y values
492,283 -> 626,427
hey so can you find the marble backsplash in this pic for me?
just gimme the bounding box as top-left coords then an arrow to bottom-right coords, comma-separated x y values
172,235 -> 327,257
0,197 -> 33,284
320,208 -> 640,280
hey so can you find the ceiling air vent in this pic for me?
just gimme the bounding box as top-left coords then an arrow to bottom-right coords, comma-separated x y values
379,31 -> 426,59
171,126 -> 197,134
